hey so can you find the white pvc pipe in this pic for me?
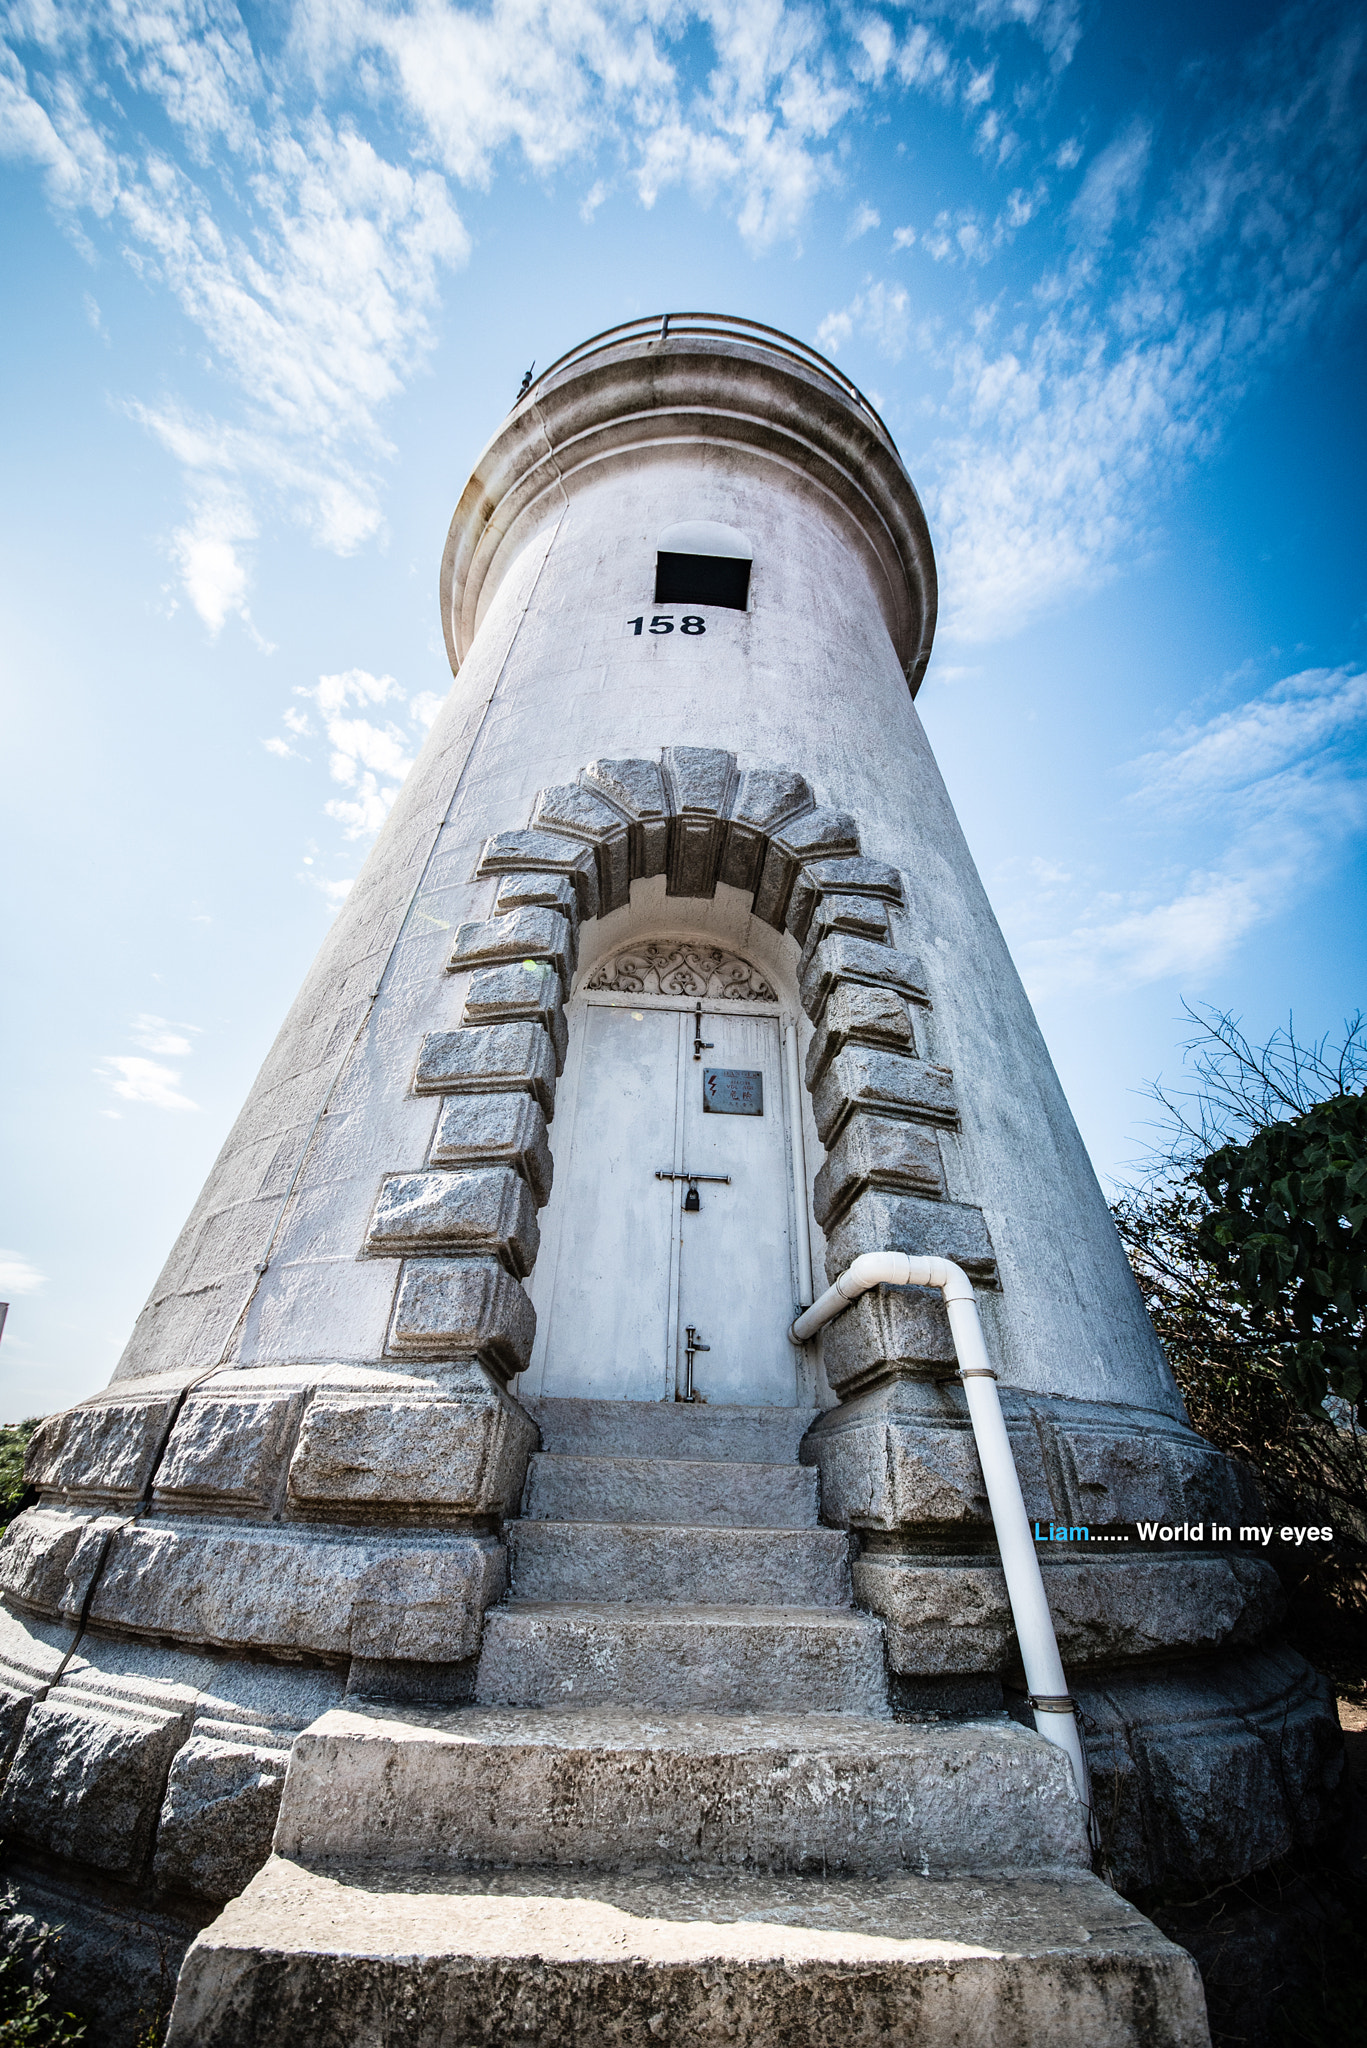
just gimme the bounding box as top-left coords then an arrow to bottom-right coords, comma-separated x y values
793,1253 -> 1095,1833
783,1018 -> 815,1309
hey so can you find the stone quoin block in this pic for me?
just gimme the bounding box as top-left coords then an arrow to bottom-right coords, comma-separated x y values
414,1024 -> 556,1117
805,981 -> 918,1090
492,870 -> 580,935
366,1167 -> 540,1278
787,855 -> 904,945
812,1044 -> 958,1146
476,829 -> 599,920
813,1111 -> 947,1228
152,1731 -> 291,1902
462,962 -> 567,1072
753,806 -> 861,929
154,1392 -> 302,1510
448,906 -> 576,994
530,783 -> 631,914
816,1285 -> 961,1402
800,931 -> 930,1023
287,1382 -> 537,1516
387,1255 -> 536,1377
581,758 -> 670,879
799,892 -> 892,971
661,745 -> 738,896
428,1091 -> 553,1207
717,767 -> 813,895
0,1692 -> 191,1881
823,1190 -> 998,1287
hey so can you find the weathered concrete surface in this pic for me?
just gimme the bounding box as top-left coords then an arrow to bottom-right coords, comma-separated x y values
521,1453 -> 819,1528
166,1858 -> 1211,2048
274,1705 -> 1090,1875
528,1397 -> 818,1464
507,1519 -> 852,1608
475,1604 -> 889,1714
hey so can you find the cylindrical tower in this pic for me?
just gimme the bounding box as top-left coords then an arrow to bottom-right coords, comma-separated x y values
0,318 -> 1340,2030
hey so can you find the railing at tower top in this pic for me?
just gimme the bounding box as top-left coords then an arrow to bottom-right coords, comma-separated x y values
518,312 -> 902,462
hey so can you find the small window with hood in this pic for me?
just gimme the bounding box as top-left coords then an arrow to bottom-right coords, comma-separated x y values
654,520 -> 753,611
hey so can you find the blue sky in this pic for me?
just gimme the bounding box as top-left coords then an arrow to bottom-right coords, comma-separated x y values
2,0 -> 1364,1417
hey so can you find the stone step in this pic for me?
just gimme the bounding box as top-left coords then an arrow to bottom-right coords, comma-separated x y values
506,1519 -> 850,1606
527,1396 -> 818,1464
521,1453 -> 820,1529
275,1705 -> 1091,1876
475,1603 -> 889,1714
167,1857 -> 1211,2048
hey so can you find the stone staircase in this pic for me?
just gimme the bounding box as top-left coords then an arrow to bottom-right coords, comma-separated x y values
165,1401 -> 1210,2046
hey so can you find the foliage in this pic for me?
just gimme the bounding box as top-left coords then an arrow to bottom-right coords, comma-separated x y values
1196,1091 -> 1367,1417
0,1898 -> 87,2047
1134,1004 -> 1367,1423
0,1424 -> 40,1533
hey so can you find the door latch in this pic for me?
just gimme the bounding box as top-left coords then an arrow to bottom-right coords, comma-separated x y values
680,1325 -> 710,1403
693,1002 -> 714,1063
655,1170 -> 730,1213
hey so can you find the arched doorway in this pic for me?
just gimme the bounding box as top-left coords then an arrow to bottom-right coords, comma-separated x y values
522,938 -> 806,1406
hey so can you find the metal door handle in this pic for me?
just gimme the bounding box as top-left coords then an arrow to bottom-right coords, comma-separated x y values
681,1325 -> 710,1403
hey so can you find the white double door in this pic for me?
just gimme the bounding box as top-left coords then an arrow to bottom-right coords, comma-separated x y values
526,997 -> 802,1405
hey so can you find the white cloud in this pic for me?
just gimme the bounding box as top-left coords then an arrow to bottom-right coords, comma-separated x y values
817,280 -> 910,360
409,691 -> 445,729
0,1252 -> 46,1298
931,14 -> 1367,642
130,1014 -> 200,1057
847,201 -> 880,240
1017,665 -> 1367,994
97,1056 -> 198,1110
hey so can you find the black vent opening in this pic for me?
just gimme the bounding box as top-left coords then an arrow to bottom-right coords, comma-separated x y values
654,552 -> 751,611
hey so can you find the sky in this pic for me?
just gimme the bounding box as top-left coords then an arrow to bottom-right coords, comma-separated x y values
1,0 -> 1364,1418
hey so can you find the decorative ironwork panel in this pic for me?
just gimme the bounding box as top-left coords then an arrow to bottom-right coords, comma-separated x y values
585,941 -> 776,1002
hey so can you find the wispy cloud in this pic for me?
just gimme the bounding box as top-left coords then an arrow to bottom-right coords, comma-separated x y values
0,1252 -> 46,1298
1016,665 -> 1367,994
97,1056 -> 199,1111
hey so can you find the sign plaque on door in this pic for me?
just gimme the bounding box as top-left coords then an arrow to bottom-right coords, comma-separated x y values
702,1068 -> 764,1115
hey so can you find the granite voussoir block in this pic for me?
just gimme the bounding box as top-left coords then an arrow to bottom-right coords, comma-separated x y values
581,758 -> 670,879
414,1024 -> 556,1118
476,830 -> 598,920
824,1192 -> 998,1287
753,807 -> 861,929
153,1732 -> 291,1902
798,893 -> 892,972
813,1112 -> 946,1228
801,932 -> 930,1023
448,907 -> 575,994
817,1288 -> 958,1398
812,1044 -> 958,1145
462,962 -> 567,1072
805,982 -> 917,1090
288,1384 -> 536,1515
367,1168 -> 539,1278
717,767 -> 812,895
531,784 -> 631,914
787,855 -> 904,944
492,871 -> 580,934
387,1256 -> 536,1378
429,1092 -> 553,1207
0,1692 -> 191,1879
662,745 -> 738,897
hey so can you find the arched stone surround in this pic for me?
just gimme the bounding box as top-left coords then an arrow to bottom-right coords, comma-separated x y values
0,744 -> 1342,1918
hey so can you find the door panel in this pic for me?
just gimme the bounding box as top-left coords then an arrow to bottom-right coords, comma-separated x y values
675,1011 -> 797,1407
532,1004 -> 680,1401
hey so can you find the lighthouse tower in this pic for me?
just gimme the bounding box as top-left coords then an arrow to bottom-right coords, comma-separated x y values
0,318 -> 1339,2042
